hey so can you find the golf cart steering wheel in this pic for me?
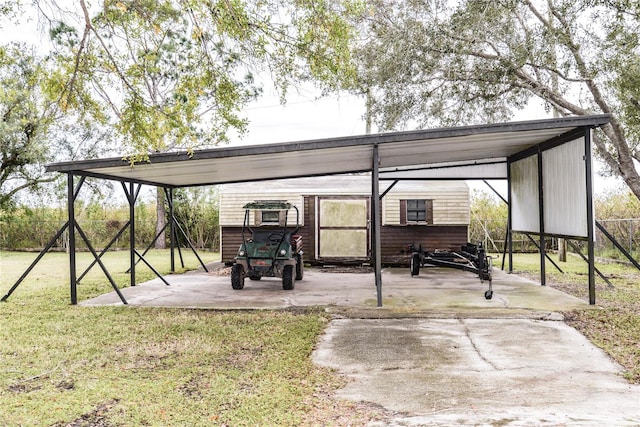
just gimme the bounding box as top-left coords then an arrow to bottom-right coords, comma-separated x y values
268,232 -> 284,242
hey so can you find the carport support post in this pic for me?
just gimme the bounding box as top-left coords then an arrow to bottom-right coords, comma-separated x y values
537,146 -> 546,286
169,187 -> 175,273
372,144 -> 383,307
507,161 -> 513,272
129,181 -> 136,287
585,129 -> 596,304
68,173 -> 77,305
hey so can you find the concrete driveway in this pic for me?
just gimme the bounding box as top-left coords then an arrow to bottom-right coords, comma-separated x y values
313,318 -> 640,426
81,266 -> 640,425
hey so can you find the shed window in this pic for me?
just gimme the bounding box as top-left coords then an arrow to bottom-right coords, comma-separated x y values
400,199 -> 433,224
261,210 -> 281,223
253,200 -> 287,226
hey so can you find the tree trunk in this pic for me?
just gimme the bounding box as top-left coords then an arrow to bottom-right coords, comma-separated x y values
558,238 -> 567,262
595,124 -> 640,203
155,187 -> 166,249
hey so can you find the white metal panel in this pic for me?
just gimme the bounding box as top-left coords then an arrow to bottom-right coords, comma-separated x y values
511,155 -> 540,233
542,137 -> 589,237
49,115 -> 610,188
380,160 -> 507,179
84,145 -> 373,187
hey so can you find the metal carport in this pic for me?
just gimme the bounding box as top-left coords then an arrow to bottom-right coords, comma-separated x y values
2,114 -> 611,306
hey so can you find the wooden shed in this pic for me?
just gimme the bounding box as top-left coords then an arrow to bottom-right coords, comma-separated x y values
219,175 -> 469,265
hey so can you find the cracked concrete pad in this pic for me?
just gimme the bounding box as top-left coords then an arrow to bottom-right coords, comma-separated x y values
81,266 -> 591,317
313,318 -> 640,426
81,264 -> 638,424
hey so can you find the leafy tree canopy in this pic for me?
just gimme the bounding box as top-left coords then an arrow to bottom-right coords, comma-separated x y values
353,0 -> 640,199
35,0 -> 361,162
0,44 -> 54,209
0,38 -> 117,211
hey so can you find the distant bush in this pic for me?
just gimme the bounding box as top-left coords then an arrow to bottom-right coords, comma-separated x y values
0,196 -> 219,251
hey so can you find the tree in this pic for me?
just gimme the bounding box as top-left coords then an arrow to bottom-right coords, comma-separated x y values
37,0 -> 360,248
0,44 -> 56,210
42,0 -> 359,157
353,0 -> 640,200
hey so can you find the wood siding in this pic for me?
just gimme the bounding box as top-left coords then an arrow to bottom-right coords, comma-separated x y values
219,178 -> 470,265
305,195 -> 317,261
379,225 -> 469,265
383,191 -> 469,225
220,179 -> 470,227
222,226 -> 314,265
222,223 -> 468,266
219,191 -> 304,226
222,196 -> 315,265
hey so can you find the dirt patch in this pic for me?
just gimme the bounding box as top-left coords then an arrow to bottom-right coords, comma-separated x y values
207,266 -> 231,276
52,400 -> 118,427
300,378 -> 393,426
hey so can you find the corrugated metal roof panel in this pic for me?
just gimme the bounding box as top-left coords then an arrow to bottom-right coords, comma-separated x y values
46,115 -> 610,187
219,175 -> 469,194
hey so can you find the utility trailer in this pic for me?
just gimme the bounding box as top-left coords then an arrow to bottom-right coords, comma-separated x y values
408,242 -> 494,300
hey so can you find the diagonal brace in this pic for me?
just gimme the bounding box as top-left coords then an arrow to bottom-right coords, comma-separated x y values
566,240 -> 614,289
75,221 -> 128,304
1,221 -> 70,302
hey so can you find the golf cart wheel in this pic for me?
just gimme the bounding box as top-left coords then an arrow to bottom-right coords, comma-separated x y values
410,253 -> 421,277
231,264 -> 245,290
295,254 -> 304,280
484,290 -> 493,300
282,265 -> 295,290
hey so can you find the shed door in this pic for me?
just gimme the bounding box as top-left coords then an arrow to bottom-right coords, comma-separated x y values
318,197 -> 369,258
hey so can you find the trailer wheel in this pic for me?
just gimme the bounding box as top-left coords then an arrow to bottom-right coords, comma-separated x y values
295,254 -> 304,280
484,290 -> 493,300
282,265 -> 295,290
231,264 -> 245,290
410,253 -> 421,276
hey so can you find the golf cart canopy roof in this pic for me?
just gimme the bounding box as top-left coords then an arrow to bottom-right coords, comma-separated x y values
242,201 -> 292,210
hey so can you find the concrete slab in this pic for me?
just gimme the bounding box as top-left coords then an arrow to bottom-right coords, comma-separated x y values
81,266 -> 589,317
313,318 -> 640,426
81,266 -> 640,425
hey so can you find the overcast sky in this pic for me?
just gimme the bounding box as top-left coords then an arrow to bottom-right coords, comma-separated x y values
2,8 -> 621,197
230,84 -> 621,196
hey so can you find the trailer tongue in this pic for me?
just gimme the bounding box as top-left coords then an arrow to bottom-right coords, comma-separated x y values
408,242 -> 494,300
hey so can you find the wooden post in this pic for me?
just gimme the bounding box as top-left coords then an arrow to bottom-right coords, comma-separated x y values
558,238 -> 567,262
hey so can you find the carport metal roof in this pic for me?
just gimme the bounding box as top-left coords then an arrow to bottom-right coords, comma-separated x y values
46,115 -> 611,186
3,114 -> 611,308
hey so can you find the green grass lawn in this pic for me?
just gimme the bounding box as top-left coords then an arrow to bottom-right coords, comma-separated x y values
0,250 -> 383,426
1,250 -> 639,425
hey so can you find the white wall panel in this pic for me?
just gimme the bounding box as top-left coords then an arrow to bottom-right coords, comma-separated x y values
380,161 -> 507,179
542,137 -> 589,238
510,155 -> 540,233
